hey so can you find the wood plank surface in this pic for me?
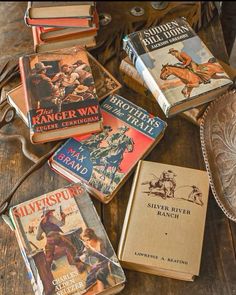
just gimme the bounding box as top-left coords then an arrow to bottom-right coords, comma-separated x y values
0,2 -> 236,295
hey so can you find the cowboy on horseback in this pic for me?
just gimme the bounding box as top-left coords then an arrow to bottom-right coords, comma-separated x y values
168,48 -> 211,84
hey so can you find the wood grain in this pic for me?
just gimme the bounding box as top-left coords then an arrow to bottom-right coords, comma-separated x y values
0,2 -> 236,295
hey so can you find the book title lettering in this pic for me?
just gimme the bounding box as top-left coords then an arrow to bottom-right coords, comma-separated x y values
13,185 -> 83,218
103,95 -> 161,138
147,203 -> 191,219
142,20 -> 190,47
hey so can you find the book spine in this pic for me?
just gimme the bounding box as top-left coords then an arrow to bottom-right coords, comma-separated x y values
123,38 -> 171,116
32,27 -> 43,51
118,160 -> 143,260
119,58 -> 151,97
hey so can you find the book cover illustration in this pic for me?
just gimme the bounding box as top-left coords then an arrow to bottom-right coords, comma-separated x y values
88,54 -> 121,101
124,18 -> 232,110
50,94 -> 167,203
20,46 -> 101,134
10,184 -> 125,295
118,161 -> 209,280
141,169 -> 204,206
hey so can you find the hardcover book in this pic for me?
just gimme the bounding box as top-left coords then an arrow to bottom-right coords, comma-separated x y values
25,2 -> 95,28
7,54 -> 121,125
118,160 -> 210,281
19,46 -> 103,144
9,184 -> 126,295
49,94 -> 167,204
31,11 -> 99,52
26,2 -> 95,19
32,28 -> 97,53
123,18 -> 233,117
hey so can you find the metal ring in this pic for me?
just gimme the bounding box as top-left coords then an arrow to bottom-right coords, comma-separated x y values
151,2 -> 169,10
99,13 -> 112,26
130,6 -> 145,17
4,108 -> 15,123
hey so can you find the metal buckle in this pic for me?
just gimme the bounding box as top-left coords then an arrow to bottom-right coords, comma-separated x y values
151,2 -> 169,10
130,7 -> 145,17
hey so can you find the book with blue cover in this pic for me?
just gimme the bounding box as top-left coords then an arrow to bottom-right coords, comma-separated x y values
49,94 -> 167,203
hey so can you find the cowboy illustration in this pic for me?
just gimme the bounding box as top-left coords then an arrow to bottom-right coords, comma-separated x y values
168,48 -> 211,84
82,125 -> 113,153
30,62 -> 57,108
52,64 -> 80,97
188,185 -> 204,206
90,125 -> 133,163
36,207 -> 78,270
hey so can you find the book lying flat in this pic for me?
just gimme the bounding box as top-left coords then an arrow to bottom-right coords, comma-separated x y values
118,160 -> 209,281
33,32 -> 96,53
25,16 -> 93,28
49,94 -> 167,204
123,18 -> 232,117
40,27 -> 98,42
7,53 -> 121,125
27,2 -> 95,19
8,183 -> 126,295
19,46 -> 102,144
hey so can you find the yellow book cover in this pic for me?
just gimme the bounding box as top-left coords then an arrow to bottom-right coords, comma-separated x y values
118,160 -> 209,281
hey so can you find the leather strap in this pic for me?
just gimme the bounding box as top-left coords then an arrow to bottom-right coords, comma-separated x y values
0,141 -> 63,216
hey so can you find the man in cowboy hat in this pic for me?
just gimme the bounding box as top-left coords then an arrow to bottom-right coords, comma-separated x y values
52,64 -> 80,97
90,125 -> 134,166
36,207 -> 78,270
188,185 -> 204,206
73,59 -> 90,72
73,62 -> 94,88
83,125 -> 113,154
30,62 -> 57,108
168,48 -> 211,84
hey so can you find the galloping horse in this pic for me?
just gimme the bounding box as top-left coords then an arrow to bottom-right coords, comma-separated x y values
160,62 -> 229,98
92,136 -> 134,187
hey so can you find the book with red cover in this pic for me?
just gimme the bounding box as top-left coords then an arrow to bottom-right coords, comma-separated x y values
19,46 -> 103,144
25,16 -> 93,28
49,94 -> 167,203
32,26 -> 97,52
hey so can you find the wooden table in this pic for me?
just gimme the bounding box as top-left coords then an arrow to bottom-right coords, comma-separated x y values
0,2 -> 236,295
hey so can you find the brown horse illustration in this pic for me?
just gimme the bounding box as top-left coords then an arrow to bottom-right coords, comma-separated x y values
160,62 -> 229,98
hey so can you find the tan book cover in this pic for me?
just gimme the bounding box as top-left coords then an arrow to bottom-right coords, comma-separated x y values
118,160 -> 209,281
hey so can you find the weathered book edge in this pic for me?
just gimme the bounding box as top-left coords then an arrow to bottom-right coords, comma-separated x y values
117,160 -> 143,259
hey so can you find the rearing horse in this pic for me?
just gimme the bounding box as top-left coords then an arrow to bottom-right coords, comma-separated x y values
160,63 -> 229,98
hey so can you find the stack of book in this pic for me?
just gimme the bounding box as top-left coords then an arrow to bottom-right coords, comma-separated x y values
4,14 -> 233,295
25,2 -> 99,52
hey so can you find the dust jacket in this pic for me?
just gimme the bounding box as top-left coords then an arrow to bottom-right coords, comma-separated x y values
123,18 -> 232,117
118,160 -> 209,281
8,53 -> 121,127
19,46 -> 103,144
49,94 -> 167,204
9,184 -> 126,295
